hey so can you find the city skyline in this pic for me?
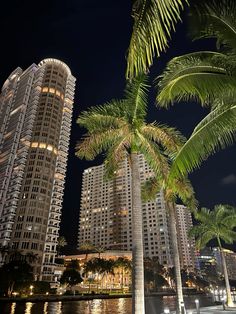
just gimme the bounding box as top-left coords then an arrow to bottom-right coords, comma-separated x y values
1,1 -> 236,249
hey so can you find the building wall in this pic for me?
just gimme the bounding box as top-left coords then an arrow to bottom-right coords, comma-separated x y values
78,156 -> 196,269
0,59 -> 75,281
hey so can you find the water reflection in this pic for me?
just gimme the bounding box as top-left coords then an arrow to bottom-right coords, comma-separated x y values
25,303 -> 33,314
10,303 -> 16,314
0,295 -> 214,314
43,302 -> 48,313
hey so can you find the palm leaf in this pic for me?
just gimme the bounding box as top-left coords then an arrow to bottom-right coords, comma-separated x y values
126,0 -> 188,79
191,0 -> 236,53
157,51 -> 236,107
77,100 -> 125,133
124,74 -> 149,124
169,103 -> 236,178
141,122 -> 185,155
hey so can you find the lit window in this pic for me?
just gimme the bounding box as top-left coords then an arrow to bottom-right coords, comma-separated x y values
42,87 -> 48,93
39,143 -> 46,149
47,145 -> 53,151
31,142 -> 38,148
49,88 -> 55,94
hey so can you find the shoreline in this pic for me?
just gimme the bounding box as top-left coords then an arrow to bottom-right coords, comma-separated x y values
0,291 -> 208,303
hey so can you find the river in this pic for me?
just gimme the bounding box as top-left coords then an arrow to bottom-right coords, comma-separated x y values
0,295 -> 215,314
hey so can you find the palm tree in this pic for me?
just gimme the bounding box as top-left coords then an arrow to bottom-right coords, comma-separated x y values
126,0 -> 188,79
76,74 -> 185,314
157,0 -> 236,179
115,257 -> 132,292
143,175 -> 196,313
25,252 -> 38,264
189,205 -> 236,307
57,236 -> 67,256
79,241 -> 95,261
95,245 -> 105,258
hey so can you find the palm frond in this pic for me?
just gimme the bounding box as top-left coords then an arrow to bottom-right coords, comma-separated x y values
169,103 -> 236,178
126,0 -> 188,79
77,100 -> 126,133
104,134 -> 131,179
137,131 -> 170,181
125,74 -> 149,124
191,0 -> 236,53
170,176 -> 197,210
141,122 -> 185,155
157,51 -> 236,107
141,177 -> 162,201
75,129 -> 126,160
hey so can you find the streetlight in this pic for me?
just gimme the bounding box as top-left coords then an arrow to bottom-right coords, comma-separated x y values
164,308 -> 170,314
195,299 -> 200,314
29,285 -> 34,295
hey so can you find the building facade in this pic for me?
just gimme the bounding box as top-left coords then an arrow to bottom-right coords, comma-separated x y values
78,156 -> 196,269
175,204 -> 196,270
0,59 -> 75,281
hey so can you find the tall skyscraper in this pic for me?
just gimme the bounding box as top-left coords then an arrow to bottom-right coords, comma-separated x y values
175,204 -> 196,270
0,59 -> 75,281
78,156 -> 196,269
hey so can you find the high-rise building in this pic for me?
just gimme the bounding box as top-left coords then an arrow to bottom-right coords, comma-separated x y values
175,204 -> 196,270
0,59 -> 75,281
78,156 -> 196,269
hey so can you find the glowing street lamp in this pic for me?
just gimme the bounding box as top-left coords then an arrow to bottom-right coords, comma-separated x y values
29,285 -> 34,295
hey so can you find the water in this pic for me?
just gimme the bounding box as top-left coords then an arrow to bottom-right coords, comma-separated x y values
0,295 -> 214,314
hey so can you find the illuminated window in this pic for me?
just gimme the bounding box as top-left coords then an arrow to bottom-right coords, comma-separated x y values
55,90 -> 61,97
39,143 -> 46,149
42,87 -> 48,93
47,145 -> 53,151
49,88 -> 55,94
31,142 -> 38,148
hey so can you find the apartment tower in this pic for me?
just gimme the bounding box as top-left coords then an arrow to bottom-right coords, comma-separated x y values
78,156 -> 196,269
0,59 -> 75,281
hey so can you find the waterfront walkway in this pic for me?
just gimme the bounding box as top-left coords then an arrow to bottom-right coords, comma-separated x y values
172,305 -> 236,313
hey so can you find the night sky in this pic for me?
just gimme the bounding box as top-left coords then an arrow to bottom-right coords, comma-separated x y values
1,0 -> 236,250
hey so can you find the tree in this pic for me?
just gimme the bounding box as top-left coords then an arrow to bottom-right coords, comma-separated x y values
189,205 -> 236,307
25,252 -> 38,264
79,241 -> 95,261
143,174 -> 196,313
76,74 -> 184,314
0,260 -> 33,296
60,269 -> 83,288
157,0 -> 236,179
115,257 -> 132,292
126,0 -> 188,78
83,258 -> 116,292
57,236 -> 67,256
95,245 -> 105,258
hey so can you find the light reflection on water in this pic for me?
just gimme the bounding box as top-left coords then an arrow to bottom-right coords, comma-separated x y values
0,295 -> 214,314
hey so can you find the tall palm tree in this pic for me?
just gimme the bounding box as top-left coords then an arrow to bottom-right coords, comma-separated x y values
157,0 -> 236,179
189,205 -> 236,307
126,0 -> 188,79
76,74 -> 185,314
143,175 -> 196,313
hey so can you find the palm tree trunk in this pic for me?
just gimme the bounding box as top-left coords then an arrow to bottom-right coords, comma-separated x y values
168,202 -> 186,314
217,237 -> 234,307
131,153 -> 145,314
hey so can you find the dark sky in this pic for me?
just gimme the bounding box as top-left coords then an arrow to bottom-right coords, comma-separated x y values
1,0 -> 236,249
